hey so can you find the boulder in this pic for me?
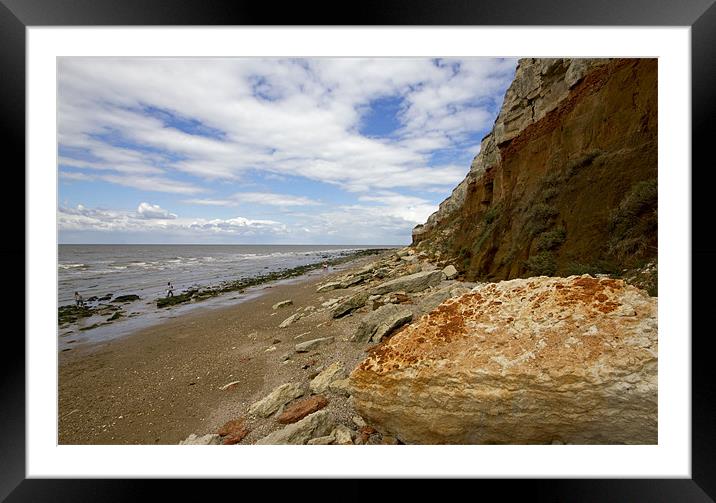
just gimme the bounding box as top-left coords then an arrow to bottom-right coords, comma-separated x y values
350,276 -> 658,444
277,395 -> 329,424
442,265 -> 458,280
352,304 -> 413,343
317,281 -> 343,293
328,378 -> 352,396
371,270 -> 442,295
272,300 -> 293,310
256,410 -> 334,445
179,433 -> 221,445
309,362 -> 346,394
295,336 -> 334,353
331,292 -> 369,318
279,312 -> 304,328
248,382 -> 304,418
417,284 -> 472,315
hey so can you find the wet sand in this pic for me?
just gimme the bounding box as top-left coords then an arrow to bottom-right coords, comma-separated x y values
58,254 -> 383,444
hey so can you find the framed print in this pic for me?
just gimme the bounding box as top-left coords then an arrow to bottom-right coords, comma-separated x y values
5,0 -> 714,500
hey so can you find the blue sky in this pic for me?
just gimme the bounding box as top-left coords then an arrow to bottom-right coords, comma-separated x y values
58,58 -> 517,245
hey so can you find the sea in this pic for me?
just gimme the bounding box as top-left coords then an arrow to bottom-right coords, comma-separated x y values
58,244 -> 393,348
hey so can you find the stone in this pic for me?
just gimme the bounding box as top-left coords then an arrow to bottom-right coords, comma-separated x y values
333,425 -> 354,445
295,336 -> 334,353
442,265 -> 458,280
279,312 -> 304,328
277,395 -> 329,424
272,300 -> 293,310
350,276 -> 658,444
256,410 -> 334,445
331,292 -> 369,318
352,304 -> 413,343
339,275 -> 366,289
321,298 -> 341,308
218,419 -> 250,445
352,416 -> 367,428
248,382 -> 304,418
309,362 -> 346,394
307,433 -> 336,445
328,378 -> 352,396
179,433 -> 221,445
371,270 -> 443,296
317,281 -> 343,293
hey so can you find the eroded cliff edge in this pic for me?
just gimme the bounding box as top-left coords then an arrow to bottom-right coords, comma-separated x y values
412,58 -> 657,287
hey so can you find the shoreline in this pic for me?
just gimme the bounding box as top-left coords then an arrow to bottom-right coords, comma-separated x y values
58,251 -> 390,444
58,248 -> 391,351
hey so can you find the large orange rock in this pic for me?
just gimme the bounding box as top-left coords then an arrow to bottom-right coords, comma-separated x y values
350,276 -> 657,444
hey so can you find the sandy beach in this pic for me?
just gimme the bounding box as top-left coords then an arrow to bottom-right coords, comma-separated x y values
58,252 -> 390,444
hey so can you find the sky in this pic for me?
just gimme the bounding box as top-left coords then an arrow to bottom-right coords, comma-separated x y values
58,57 -> 517,245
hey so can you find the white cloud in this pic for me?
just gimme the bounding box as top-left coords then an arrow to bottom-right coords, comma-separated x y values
137,202 -> 177,219
58,58 -> 517,194
183,192 -> 321,208
58,204 -> 286,237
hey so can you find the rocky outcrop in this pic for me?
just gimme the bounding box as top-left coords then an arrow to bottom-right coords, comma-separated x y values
371,270 -> 442,295
413,59 -> 657,283
350,276 -> 657,444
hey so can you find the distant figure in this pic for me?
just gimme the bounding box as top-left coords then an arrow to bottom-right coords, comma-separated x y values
322,262 -> 328,271
166,281 -> 174,298
74,291 -> 84,308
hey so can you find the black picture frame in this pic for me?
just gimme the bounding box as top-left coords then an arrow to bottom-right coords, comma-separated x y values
4,0 -> 714,500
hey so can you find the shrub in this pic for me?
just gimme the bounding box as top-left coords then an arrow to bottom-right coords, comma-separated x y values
525,251 -> 557,276
537,226 -> 566,251
607,179 -> 658,261
525,203 -> 558,237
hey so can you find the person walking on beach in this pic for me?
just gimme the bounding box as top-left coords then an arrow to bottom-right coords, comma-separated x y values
74,291 -> 84,308
322,262 -> 328,271
166,281 -> 174,298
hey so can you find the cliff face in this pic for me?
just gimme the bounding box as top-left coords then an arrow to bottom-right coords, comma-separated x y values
413,59 -> 657,283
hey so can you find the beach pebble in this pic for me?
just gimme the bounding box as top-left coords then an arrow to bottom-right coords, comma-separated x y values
272,300 -> 293,310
